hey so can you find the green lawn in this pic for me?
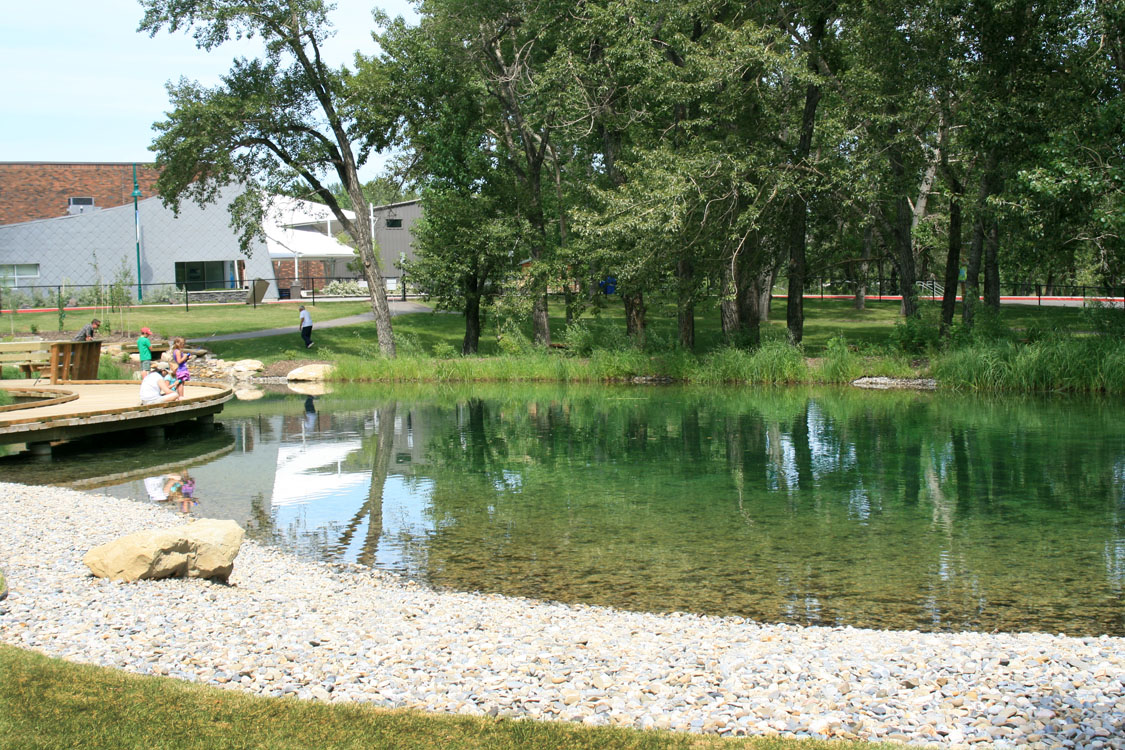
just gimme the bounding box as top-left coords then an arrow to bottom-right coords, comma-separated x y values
1,296 -> 1088,362
0,645 -> 887,750
0,300 -> 374,342
207,297 -> 1087,364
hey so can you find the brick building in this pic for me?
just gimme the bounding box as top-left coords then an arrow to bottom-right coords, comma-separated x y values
0,162 -> 161,226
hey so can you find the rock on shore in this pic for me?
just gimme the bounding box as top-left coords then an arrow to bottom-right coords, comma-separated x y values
1,482 -> 1122,748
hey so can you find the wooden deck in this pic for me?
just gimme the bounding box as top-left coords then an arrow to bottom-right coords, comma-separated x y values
0,379 -> 233,450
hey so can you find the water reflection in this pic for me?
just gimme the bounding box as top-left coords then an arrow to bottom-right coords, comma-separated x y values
3,385 -> 1125,636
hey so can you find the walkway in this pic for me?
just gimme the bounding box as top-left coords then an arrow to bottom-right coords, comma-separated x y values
188,300 -> 430,344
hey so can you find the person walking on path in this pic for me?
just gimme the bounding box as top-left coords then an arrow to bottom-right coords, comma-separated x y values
298,305 -> 314,349
73,318 -> 100,341
137,327 -> 153,371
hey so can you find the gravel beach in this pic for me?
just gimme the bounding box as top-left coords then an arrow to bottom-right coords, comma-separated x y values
1,481 -> 1122,748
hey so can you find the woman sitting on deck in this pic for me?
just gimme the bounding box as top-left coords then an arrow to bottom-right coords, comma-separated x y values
139,361 -> 180,405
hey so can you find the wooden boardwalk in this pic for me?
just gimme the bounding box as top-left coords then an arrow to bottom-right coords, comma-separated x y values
0,379 -> 233,452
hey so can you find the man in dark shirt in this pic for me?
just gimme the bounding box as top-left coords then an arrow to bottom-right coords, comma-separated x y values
73,318 -> 101,341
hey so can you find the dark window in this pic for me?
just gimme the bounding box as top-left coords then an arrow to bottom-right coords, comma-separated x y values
68,197 -> 94,206
175,261 -> 229,291
385,218 -> 403,229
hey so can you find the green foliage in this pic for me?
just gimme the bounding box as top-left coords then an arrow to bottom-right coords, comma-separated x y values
142,0 -> 397,355
1080,300 -> 1125,338
430,342 -> 456,359
892,314 -> 941,354
108,257 -> 135,312
97,355 -> 130,380
562,321 -> 631,357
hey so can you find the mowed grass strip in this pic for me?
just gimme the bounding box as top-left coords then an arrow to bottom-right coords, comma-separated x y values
0,645 -> 891,750
0,300 -> 374,342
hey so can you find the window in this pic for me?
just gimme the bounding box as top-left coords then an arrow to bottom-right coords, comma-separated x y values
68,197 -> 94,207
0,263 -> 40,288
175,261 -> 231,291
385,218 -> 403,229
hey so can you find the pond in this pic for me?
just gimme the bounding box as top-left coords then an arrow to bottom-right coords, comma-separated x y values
3,384 -> 1124,636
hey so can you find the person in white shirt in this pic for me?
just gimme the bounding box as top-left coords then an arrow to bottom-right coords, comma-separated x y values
139,361 -> 180,405
144,474 -> 182,502
298,305 -> 313,348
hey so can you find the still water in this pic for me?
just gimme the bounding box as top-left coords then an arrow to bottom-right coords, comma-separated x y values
4,384 -> 1125,636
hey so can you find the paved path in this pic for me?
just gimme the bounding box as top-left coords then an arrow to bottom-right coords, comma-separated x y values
187,300 -> 431,344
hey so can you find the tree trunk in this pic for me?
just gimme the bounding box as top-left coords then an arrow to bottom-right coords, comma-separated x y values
940,190 -> 963,335
738,271 -> 766,349
963,154 -> 998,329
348,194 -> 396,357
532,292 -> 551,347
760,267 -> 776,322
463,291 -> 481,355
677,258 -> 695,351
855,225 -> 871,310
624,290 -> 646,346
721,261 -> 740,342
784,18 -> 825,346
984,219 -> 1000,308
894,194 -> 918,318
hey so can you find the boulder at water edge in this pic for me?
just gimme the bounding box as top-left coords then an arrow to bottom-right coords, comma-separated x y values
286,363 -> 334,381
83,519 -> 245,582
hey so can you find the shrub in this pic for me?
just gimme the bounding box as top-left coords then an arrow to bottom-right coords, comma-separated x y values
892,313 -> 940,354
97,355 -> 129,380
1080,299 -> 1125,337
320,279 -> 367,297
431,342 -> 457,358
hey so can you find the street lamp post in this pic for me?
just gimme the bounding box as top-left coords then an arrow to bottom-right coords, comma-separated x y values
132,164 -> 143,301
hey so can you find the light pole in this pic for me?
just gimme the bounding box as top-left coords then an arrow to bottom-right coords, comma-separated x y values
132,164 -> 143,301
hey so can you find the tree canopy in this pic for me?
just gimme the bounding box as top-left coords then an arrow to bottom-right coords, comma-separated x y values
149,0 -> 1123,352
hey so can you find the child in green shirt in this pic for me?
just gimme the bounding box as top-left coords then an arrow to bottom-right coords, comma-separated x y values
137,327 -> 153,371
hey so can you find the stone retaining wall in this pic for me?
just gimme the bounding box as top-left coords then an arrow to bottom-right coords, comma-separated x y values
187,289 -> 247,303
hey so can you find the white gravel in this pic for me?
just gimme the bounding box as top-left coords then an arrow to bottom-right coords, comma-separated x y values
1,481 -> 1123,748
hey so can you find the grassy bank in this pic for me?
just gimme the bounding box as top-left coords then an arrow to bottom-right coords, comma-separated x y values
0,645 -> 882,750
324,338 -> 916,386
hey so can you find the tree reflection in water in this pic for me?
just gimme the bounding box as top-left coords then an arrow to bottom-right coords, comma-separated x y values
254,387 -> 1125,635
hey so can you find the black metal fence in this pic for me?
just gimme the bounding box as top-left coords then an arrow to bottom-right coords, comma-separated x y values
785,278 -> 1125,304
0,275 -> 415,314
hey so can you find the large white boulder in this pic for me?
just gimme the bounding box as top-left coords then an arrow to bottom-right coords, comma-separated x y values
232,359 -> 264,373
286,364 -> 335,381
83,519 -> 245,582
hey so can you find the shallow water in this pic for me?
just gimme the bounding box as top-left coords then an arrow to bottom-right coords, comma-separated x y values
4,383 -> 1124,635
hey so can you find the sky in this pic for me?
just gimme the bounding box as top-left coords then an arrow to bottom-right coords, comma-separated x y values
0,1 -> 418,180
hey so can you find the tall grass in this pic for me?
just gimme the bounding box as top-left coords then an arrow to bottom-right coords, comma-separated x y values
931,336 -> 1125,393
97,355 -> 131,381
332,340 -> 812,385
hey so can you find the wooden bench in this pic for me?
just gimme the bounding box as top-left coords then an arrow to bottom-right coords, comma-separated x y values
0,340 -> 102,383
